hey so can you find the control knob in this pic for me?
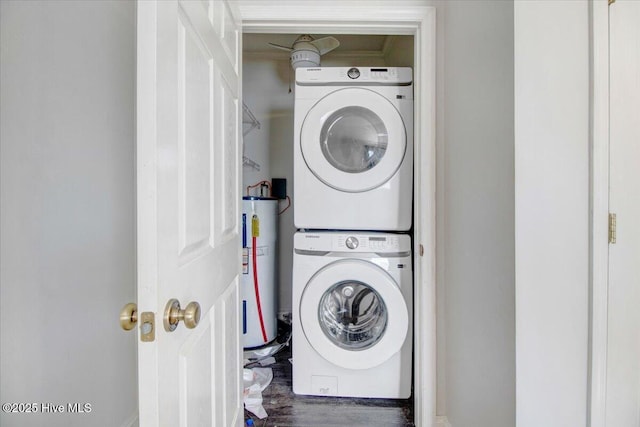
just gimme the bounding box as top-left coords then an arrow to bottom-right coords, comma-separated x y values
345,236 -> 359,249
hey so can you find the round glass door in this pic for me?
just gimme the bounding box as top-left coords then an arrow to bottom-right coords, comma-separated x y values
318,280 -> 387,350
300,88 -> 407,193
299,259 -> 409,370
319,107 -> 388,174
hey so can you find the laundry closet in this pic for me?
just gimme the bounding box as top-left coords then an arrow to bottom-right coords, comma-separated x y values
242,33 -> 414,316
241,32 -> 416,417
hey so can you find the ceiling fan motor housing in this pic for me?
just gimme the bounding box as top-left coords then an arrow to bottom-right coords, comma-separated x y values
291,49 -> 321,69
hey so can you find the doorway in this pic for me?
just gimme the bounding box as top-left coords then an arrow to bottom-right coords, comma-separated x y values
238,3 -> 436,426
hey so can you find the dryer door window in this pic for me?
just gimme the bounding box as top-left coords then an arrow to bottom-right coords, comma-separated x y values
300,259 -> 409,370
301,88 -> 407,193
318,280 -> 387,350
319,107 -> 388,174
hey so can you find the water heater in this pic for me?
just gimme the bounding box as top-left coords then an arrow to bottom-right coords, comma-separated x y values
241,196 -> 278,348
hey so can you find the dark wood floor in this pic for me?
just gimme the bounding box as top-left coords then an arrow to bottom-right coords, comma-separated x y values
244,323 -> 414,427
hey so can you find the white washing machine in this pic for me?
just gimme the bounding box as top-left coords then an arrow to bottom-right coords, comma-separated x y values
292,231 -> 413,398
294,67 -> 414,231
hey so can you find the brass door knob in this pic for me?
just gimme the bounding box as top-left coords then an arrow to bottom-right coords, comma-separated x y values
120,303 -> 138,331
163,299 -> 201,332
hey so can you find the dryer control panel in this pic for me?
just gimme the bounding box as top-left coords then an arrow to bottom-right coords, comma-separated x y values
296,67 -> 412,85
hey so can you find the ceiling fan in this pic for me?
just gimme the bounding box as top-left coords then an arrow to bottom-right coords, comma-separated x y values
268,34 -> 340,69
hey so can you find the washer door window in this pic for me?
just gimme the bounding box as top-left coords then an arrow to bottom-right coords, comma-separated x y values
300,259 -> 409,370
318,280 -> 387,350
301,88 -> 407,193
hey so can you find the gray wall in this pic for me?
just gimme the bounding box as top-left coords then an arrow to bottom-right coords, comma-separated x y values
440,2 -> 515,426
0,2 -> 137,426
515,2 -> 589,425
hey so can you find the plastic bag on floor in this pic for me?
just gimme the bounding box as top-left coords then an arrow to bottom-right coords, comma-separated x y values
243,367 -> 273,419
243,335 -> 290,366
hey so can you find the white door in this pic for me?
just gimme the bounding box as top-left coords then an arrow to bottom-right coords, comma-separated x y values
136,0 -> 243,425
606,0 -> 640,425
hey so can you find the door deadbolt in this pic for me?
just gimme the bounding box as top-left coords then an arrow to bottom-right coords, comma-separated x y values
164,299 -> 201,332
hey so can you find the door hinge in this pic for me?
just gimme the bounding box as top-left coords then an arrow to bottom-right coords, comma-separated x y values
609,213 -> 617,244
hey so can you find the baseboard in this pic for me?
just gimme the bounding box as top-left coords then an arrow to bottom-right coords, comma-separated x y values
435,416 -> 452,427
120,409 -> 139,427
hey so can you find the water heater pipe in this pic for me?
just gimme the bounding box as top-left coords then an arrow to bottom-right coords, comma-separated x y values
251,214 -> 268,343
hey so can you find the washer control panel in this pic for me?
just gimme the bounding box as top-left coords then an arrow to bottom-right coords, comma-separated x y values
295,232 -> 410,253
334,233 -> 403,252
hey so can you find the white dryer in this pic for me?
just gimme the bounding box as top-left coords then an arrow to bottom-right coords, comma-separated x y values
292,231 -> 412,398
294,67 -> 413,231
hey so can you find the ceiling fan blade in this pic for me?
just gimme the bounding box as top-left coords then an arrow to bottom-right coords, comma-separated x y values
268,42 -> 293,52
311,36 -> 340,55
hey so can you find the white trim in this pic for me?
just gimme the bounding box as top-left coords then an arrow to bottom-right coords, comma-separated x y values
238,2 -> 436,426
414,7 -> 437,427
435,416 -> 452,427
238,1 -> 421,35
120,410 -> 139,427
135,1 -> 160,424
589,1 -> 610,426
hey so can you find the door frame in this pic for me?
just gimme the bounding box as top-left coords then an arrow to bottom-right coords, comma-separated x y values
589,1 -> 609,426
237,1 -> 436,425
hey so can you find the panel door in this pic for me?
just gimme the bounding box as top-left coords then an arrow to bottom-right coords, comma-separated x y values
136,0 -> 243,425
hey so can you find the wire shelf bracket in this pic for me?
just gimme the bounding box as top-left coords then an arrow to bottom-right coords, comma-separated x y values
242,102 -> 262,171
242,102 -> 261,137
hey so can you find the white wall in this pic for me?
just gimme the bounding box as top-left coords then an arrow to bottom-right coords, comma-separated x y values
0,2 -> 137,426
514,1 -> 590,426
440,2 -> 515,426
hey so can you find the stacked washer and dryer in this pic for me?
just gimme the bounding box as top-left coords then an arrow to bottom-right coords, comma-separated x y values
292,67 -> 414,399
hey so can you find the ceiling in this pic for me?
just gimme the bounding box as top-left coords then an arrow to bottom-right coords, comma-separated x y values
243,33 -> 390,55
